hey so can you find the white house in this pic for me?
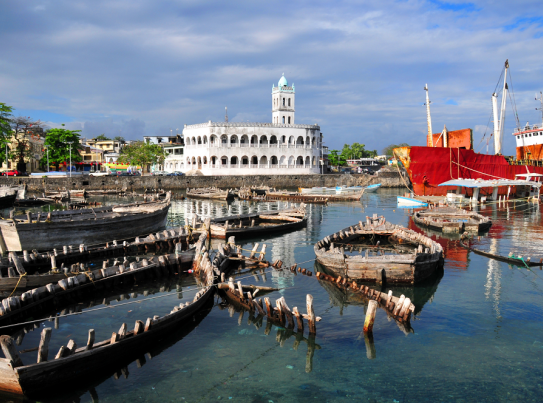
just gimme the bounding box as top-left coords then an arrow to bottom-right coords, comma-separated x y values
182,74 -> 323,175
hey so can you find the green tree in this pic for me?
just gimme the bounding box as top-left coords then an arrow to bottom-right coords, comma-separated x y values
94,134 -> 110,141
328,150 -> 345,168
118,141 -> 164,171
113,136 -> 125,142
0,103 -> 14,166
40,125 -> 82,171
10,116 -> 45,172
382,143 -> 409,156
339,142 -> 376,163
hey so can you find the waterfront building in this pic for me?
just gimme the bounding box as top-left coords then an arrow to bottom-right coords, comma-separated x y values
183,74 -> 323,175
143,134 -> 184,173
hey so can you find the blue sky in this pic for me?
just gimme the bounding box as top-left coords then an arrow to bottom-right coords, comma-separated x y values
1,0 -> 542,154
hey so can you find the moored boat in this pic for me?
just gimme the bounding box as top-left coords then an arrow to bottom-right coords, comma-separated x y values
209,205 -> 307,239
314,215 -> 443,284
186,187 -> 234,200
397,196 -> 428,207
0,193 -> 172,252
364,183 -> 382,192
413,206 -> 492,234
395,61 -> 543,197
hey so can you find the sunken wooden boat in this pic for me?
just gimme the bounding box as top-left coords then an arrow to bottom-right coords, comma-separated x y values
0,246 -> 198,325
0,233 -> 234,396
186,187 -> 234,201
208,205 -> 307,239
459,237 -> 543,267
0,228 -> 196,292
0,193 -> 172,252
266,189 -> 364,203
314,215 -> 443,284
413,206 -> 492,234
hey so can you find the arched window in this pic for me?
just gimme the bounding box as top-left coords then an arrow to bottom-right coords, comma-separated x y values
282,116 -> 285,124
230,156 -> 238,165
203,156 -> 208,165
297,156 -> 304,166
221,156 -> 228,165
242,156 -> 249,165
251,135 -> 258,145
288,98 -> 291,107
203,136 -> 207,144
283,98 -> 285,106
270,135 -> 278,144
221,135 -> 228,144
279,155 -> 287,165
260,156 -> 268,166
260,135 -> 268,144
241,135 -> 249,144
296,136 -> 304,145
312,156 -> 316,166
288,117 -> 291,124
230,135 -> 238,145
251,156 -> 258,164
288,156 -> 295,166
197,136 -> 202,144
305,156 -> 310,166
271,156 -> 278,165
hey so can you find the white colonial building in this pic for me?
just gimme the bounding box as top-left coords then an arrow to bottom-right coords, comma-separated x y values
182,74 -> 323,175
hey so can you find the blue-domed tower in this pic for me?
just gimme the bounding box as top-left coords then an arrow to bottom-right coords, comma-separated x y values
272,73 -> 295,125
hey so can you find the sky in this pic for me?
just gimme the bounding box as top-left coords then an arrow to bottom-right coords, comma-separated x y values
1,0 -> 542,154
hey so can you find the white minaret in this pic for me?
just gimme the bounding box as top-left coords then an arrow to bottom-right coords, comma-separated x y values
272,73 -> 295,125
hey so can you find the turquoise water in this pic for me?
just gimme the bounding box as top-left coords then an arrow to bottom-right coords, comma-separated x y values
2,189 -> 543,402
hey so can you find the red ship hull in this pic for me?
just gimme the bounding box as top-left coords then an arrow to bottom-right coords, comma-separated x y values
395,146 -> 543,196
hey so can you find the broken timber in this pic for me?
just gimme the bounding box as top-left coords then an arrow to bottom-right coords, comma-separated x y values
0,232 -> 234,396
314,215 -> 444,284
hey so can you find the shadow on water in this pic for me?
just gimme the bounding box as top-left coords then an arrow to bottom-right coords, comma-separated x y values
0,297 -> 215,402
314,260 -> 444,317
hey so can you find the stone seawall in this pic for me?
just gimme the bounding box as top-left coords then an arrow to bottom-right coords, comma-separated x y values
0,170 -> 409,192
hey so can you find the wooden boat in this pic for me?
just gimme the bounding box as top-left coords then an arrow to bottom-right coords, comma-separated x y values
0,247 -> 198,325
0,193 -> 172,252
314,215 -> 443,284
186,187 -> 234,201
208,205 -> 307,239
459,237 -> 543,267
0,233 -> 234,396
413,206 -> 492,234
364,183 -> 382,192
0,192 -> 17,209
266,189 -> 364,203
0,229 -> 196,292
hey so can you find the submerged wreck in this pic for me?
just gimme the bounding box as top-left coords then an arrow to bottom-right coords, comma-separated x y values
0,193 -> 172,252
413,206 -> 492,234
208,204 -> 307,239
0,233 -> 233,396
314,215 -> 444,284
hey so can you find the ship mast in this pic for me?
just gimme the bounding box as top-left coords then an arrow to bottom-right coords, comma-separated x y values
493,60 -> 509,155
537,91 -> 543,127
424,84 -> 433,147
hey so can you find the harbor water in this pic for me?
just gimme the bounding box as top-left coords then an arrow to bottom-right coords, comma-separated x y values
2,189 -> 543,402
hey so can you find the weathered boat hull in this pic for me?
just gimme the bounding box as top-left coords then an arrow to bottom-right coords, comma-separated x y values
314,219 -> 443,284
1,286 -> 215,396
413,207 -> 492,234
0,200 -> 170,252
210,218 -> 307,239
